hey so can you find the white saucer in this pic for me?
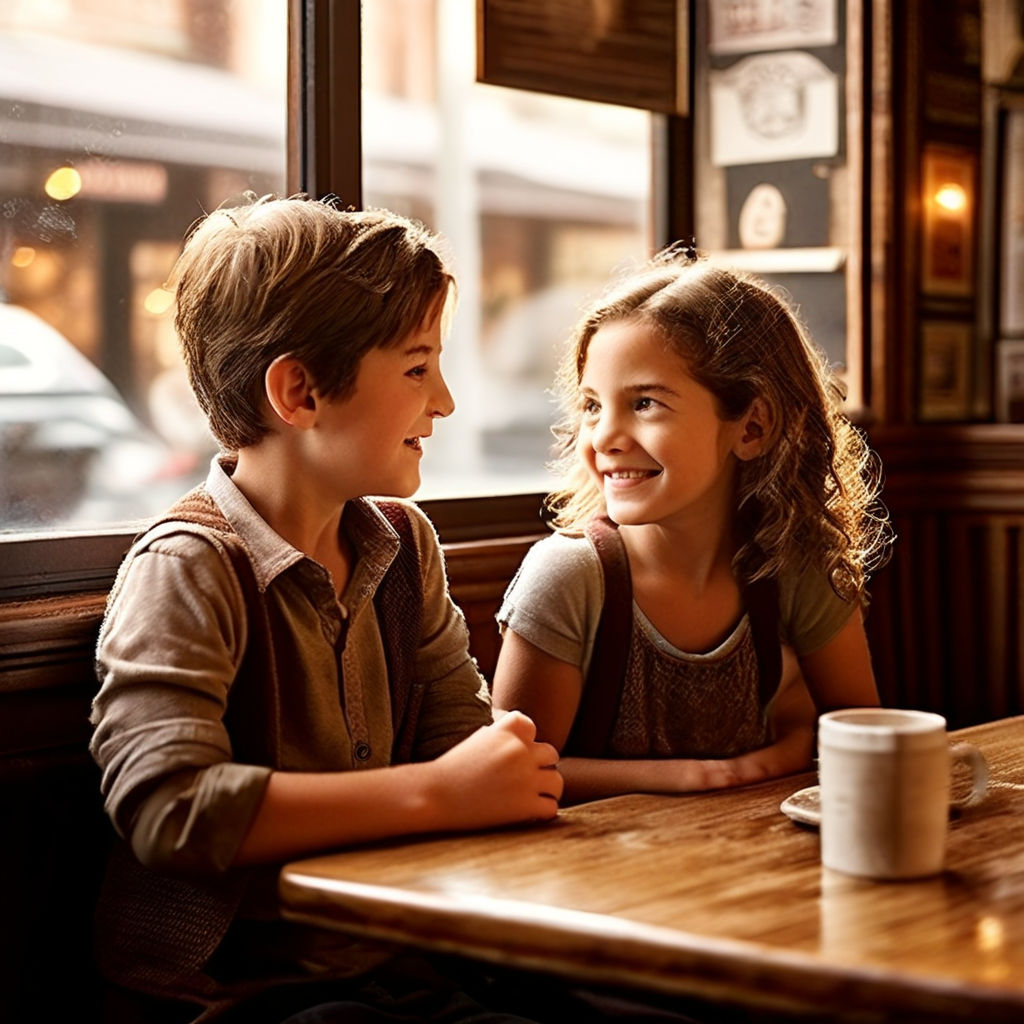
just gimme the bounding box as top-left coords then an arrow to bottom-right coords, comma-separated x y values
780,785 -> 821,828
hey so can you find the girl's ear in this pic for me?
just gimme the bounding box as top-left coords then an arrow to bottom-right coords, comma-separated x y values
733,397 -> 774,461
264,355 -> 318,429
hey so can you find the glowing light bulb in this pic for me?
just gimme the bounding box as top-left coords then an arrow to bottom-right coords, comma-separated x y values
144,287 -> 175,315
44,166 -> 82,201
976,915 -> 1005,953
934,183 -> 967,213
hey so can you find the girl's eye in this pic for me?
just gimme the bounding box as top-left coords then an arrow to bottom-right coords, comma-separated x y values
634,396 -> 655,412
406,365 -> 427,379
581,398 -> 599,415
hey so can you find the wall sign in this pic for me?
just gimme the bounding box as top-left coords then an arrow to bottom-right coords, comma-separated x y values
477,0 -> 688,114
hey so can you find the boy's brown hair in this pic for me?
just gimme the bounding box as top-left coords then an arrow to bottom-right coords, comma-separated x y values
170,193 -> 454,451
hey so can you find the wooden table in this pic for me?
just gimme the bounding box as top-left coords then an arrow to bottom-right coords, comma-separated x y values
279,717 -> 1024,1021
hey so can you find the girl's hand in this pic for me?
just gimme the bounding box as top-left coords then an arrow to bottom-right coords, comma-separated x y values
427,711 -> 563,829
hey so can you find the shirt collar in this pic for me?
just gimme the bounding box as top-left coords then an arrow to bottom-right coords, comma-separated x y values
203,454 -> 402,592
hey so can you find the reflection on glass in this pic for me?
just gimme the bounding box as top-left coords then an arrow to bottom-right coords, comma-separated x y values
0,0 -> 286,531
362,0 -> 652,498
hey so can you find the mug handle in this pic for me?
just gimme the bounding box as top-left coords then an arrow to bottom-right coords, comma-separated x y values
950,742 -> 989,808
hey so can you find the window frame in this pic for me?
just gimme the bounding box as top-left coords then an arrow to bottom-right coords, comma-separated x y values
0,0 -> 675,601
0,492 -> 550,603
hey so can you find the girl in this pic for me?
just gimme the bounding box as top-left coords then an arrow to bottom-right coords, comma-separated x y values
492,247 -> 892,805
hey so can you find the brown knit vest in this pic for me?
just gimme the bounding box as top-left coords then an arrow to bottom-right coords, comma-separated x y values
94,487 -> 424,1006
564,515 -> 781,757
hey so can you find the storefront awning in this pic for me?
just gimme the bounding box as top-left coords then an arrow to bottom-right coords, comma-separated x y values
0,32 -> 285,173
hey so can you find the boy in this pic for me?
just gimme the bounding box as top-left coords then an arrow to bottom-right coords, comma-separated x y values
90,194 -> 562,1023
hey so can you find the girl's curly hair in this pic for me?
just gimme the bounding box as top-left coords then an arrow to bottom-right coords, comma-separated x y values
547,253 -> 893,601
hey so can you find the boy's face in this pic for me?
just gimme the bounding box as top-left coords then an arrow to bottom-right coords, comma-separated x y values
310,310 -> 454,501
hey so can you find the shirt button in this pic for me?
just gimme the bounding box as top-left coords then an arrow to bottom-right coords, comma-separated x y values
354,743 -> 371,762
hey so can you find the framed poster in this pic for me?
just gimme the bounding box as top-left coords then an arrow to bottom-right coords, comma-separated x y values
996,339 -> 1024,422
693,0 -> 862,409
919,321 -> 973,421
1000,104 -> 1024,336
708,0 -> 837,54
709,51 -> 839,166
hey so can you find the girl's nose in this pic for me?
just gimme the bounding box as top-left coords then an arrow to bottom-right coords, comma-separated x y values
590,410 -> 627,453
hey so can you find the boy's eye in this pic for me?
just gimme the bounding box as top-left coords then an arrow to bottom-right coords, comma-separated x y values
634,396 -> 655,412
406,365 -> 427,378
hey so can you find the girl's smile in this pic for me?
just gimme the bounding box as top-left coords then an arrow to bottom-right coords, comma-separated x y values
578,320 -> 747,530
601,467 -> 663,494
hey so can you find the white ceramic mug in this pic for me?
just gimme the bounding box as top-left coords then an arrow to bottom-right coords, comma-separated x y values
818,708 -> 988,880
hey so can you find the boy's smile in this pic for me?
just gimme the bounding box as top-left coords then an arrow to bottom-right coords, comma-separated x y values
311,311 -> 454,502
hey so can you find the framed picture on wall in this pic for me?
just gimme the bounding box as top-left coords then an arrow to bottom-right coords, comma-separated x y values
996,339 -> 1024,422
693,0 -> 864,411
919,320 -> 973,421
1000,103 -> 1024,336
707,0 -> 837,53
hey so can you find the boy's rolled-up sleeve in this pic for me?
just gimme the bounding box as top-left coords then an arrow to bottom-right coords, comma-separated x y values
91,533 -> 271,876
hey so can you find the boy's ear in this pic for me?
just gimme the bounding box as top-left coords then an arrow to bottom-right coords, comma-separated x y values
733,397 -> 774,461
264,355 -> 318,429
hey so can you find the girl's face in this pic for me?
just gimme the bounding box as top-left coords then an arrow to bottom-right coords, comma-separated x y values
577,320 -> 748,531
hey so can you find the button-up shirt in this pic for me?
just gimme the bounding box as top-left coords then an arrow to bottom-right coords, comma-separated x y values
91,455 -> 491,877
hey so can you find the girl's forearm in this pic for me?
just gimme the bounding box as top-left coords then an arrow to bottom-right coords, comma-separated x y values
725,725 -> 815,785
558,727 -> 815,805
558,755 -> 737,804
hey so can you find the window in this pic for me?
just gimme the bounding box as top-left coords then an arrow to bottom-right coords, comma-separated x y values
0,0 -> 652,597
0,0 -> 287,535
361,0 -> 653,498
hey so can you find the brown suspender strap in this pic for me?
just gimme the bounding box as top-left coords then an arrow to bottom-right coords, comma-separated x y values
373,500 -> 425,763
100,490 -> 427,996
746,575 -> 782,710
563,516 -> 633,757
563,516 -> 783,758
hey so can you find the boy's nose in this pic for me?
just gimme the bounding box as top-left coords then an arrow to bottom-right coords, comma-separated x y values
431,377 -> 455,419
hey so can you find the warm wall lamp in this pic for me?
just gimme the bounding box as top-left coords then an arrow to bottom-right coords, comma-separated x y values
922,144 -> 975,298
934,182 -> 968,213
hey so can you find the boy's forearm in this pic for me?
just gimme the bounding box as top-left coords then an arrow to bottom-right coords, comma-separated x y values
233,712 -> 563,864
232,763 -> 446,864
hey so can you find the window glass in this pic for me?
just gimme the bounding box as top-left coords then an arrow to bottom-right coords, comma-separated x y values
362,0 -> 653,498
0,0 -> 286,532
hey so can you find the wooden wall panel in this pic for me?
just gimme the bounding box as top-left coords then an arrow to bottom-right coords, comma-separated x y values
5,426 -> 1024,741
443,533 -> 546,683
866,426 -> 1024,727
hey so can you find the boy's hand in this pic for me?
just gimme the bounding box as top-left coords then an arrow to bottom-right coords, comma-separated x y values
428,711 -> 563,830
